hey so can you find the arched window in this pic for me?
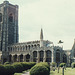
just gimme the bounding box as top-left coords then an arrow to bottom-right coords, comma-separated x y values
63,54 -> 67,63
0,13 -> 2,22
39,51 -> 44,62
9,13 -> 13,22
33,51 -> 37,62
46,50 -> 51,62
56,49 -> 60,63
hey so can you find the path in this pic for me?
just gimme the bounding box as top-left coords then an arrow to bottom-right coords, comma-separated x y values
22,72 -> 29,75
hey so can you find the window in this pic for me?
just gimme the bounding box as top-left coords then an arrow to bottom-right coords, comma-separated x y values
9,13 -> 13,22
0,13 -> 2,22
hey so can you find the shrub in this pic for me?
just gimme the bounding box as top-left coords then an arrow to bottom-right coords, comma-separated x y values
12,62 -> 23,73
0,64 -> 5,75
0,62 -> 36,75
4,62 -> 10,65
4,64 -> 14,75
51,62 -> 57,67
21,62 -> 36,71
37,62 -> 50,71
59,63 -> 66,67
30,65 -> 49,75
71,62 -> 75,68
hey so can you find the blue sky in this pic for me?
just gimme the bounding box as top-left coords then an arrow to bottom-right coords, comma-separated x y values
0,0 -> 75,50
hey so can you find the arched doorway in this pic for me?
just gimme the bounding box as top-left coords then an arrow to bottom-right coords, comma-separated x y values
33,51 -> 37,62
46,50 -> 51,62
39,51 -> 44,62
26,54 -> 30,62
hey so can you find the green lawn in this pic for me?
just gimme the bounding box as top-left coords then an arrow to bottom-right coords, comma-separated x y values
50,68 -> 75,75
14,73 -> 22,75
14,70 -> 29,75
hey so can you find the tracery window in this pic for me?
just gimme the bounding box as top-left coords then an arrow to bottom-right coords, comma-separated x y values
56,49 -> 60,63
9,13 -> 13,22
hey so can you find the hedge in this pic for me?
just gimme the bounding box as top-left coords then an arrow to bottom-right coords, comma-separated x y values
51,62 -> 57,67
30,62 -> 50,75
36,62 -> 50,71
59,63 -> 66,67
71,62 -> 75,68
0,62 -> 36,75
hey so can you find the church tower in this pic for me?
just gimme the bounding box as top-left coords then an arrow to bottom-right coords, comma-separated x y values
40,28 -> 44,47
0,1 -> 18,51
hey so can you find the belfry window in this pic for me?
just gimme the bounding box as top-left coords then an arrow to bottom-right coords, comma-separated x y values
9,13 -> 13,22
0,13 -> 2,22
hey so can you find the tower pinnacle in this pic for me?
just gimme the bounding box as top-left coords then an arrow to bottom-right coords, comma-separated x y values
40,28 -> 44,47
40,28 -> 43,40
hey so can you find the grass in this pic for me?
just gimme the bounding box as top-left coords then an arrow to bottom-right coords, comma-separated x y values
50,68 -> 75,75
14,69 -> 30,75
14,73 -> 22,75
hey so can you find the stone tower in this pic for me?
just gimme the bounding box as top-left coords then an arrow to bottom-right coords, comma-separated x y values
0,1 -> 18,51
0,1 -> 18,63
40,28 -> 44,47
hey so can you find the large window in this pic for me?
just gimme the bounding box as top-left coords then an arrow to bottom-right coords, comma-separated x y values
9,13 -> 13,22
0,13 -> 2,22
46,50 -> 51,62
39,51 -> 44,62
33,51 -> 37,62
56,49 -> 60,63
63,54 -> 67,63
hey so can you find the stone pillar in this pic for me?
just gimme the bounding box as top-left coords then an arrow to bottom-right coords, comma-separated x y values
30,52 -> 33,62
37,51 -> 39,63
23,55 -> 26,62
17,55 -> 20,62
60,52 -> 62,63
52,47 -> 54,63
43,50 -> 46,62
12,55 -> 14,63
11,55 -> 13,63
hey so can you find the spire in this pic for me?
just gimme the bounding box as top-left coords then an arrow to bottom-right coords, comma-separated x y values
40,28 -> 43,40
74,39 -> 75,43
72,39 -> 75,49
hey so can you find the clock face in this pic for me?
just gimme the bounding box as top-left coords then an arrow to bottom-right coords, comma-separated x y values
0,13 -> 2,22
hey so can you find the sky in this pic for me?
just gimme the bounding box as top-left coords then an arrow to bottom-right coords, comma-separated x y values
0,0 -> 75,50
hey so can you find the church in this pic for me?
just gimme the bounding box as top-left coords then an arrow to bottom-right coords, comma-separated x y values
0,1 -> 75,66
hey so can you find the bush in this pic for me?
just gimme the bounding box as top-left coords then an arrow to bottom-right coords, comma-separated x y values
0,62 -> 36,75
71,62 -> 75,68
4,62 -> 10,65
37,62 -> 50,71
4,64 -> 14,75
0,64 -> 5,75
30,65 -> 49,75
51,62 -> 57,67
21,62 -> 36,71
59,63 -> 66,67
12,62 -> 23,73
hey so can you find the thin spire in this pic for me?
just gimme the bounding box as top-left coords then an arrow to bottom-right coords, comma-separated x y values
40,28 -> 43,40
74,39 -> 75,43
